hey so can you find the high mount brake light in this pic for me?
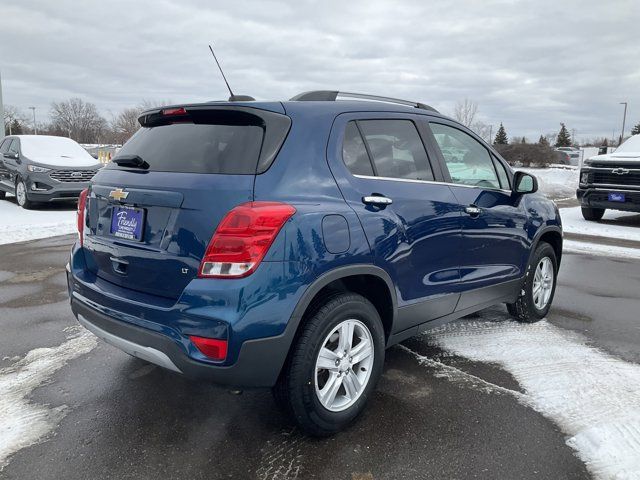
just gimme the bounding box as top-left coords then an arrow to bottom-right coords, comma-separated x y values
198,202 -> 296,279
77,188 -> 89,246
162,107 -> 187,116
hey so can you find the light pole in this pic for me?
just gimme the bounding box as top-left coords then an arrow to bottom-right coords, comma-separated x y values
0,70 -> 4,141
619,102 -> 628,146
29,106 -> 37,135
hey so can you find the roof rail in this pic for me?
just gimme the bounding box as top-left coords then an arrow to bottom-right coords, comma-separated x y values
289,90 -> 439,113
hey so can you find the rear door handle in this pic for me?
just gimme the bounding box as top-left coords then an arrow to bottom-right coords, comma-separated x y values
363,195 -> 393,206
464,205 -> 481,216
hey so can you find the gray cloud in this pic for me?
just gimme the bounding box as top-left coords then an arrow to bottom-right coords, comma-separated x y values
1,0 -> 639,140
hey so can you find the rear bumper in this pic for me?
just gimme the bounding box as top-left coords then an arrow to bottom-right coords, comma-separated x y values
70,297 -> 291,387
577,187 -> 640,213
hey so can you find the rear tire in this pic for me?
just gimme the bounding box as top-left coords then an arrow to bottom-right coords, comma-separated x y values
0,190 -> 5,200
581,206 -> 605,221
273,292 -> 385,436
507,242 -> 557,323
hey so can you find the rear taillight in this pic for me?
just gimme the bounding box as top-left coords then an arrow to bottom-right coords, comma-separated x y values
190,336 -> 228,361
198,201 -> 296,278
77,188 -> 89,246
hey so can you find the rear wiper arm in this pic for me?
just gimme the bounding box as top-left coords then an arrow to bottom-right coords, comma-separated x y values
112,155 -> 149,169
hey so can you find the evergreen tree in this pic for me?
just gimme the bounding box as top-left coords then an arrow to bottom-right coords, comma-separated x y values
520,136 -> 526,144
555,123 -> 572,147
494,123 -> 508,145
632,122 -> 640,136
602,138 -> 608,147
538,135 -> 550,147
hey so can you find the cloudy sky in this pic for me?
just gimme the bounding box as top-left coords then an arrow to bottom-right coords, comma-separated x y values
1,0 -> 639,141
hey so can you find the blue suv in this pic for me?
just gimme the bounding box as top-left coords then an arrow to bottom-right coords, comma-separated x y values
67,91 -> 562,435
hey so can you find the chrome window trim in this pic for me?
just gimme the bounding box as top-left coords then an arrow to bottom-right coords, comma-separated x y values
353,173 -> 512,194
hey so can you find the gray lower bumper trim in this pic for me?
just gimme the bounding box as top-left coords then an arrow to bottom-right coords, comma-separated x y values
78,314 -> 182,373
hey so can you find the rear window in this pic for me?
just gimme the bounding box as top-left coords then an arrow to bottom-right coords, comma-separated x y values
111,123 -> 264,174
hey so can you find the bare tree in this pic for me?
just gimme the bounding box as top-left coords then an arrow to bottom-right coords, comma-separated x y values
454,98 -> 478,128
50,98 -> 107,143
470,121 -> 492,142
111,107 -> 142,144
3,105 -> 27,135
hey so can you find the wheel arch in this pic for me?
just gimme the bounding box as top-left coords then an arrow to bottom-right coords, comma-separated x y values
531,226 -> 563,268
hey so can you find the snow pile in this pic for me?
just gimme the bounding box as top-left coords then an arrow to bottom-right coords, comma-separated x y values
424,319 -> 640,480
0,200 -> 76,245
0,328 -> 97,470
561,207 -> 640,241
520,166 -> 579,200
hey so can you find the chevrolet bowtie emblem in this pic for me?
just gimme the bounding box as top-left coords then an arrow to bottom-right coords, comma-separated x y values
612,168 -> 630,175
109,188 -> 129,201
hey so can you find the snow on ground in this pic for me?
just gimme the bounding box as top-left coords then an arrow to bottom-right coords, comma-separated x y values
0,327 -> 97,470
564,239 -> 640,260
521,165 -> 579,201
0,198 -> 76,245
561,207 -> 640,241
419,319 -> 640,480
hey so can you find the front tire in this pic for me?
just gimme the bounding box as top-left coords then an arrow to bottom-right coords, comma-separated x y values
507,242 -> 558,322
581,206 -> 605,221
15,179 -> 35,209
274,292 -> 385,436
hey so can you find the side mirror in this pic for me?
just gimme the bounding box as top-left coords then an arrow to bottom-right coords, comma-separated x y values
513,171 -> 538,194
3,152 -> 18,160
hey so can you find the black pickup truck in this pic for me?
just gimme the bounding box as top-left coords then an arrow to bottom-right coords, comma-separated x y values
577,134 -> 640,220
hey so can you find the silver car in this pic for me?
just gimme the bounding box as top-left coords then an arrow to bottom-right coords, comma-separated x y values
0,135 -> 102,209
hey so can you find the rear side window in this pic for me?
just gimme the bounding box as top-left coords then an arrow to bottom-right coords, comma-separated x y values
0,139 -> 10,153
112,124 -> 264,174
342,122 -> 374,176
351,120 -> 434,181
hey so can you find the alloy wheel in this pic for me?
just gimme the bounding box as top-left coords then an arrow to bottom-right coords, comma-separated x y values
533,257 -> 554,310
314,319 -> 374,412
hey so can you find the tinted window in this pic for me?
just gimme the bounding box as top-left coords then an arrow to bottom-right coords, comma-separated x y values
110,123 -> 264,174
492,155 -> 510,189
358,120 -> 434,181
342,121 -> 374,176
0,139 -> 9,153
430,123 -> 500,189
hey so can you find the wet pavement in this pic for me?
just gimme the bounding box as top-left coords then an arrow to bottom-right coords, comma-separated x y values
1,234 -> 637,479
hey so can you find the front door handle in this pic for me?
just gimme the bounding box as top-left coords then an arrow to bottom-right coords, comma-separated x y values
363,195 -> 393,206
464,205 -> 481,216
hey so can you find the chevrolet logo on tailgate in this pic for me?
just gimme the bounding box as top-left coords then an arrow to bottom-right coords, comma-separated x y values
109,188 -> 129,201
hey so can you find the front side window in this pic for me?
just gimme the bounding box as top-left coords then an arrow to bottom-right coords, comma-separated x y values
429,123 -> 500,189
7,140 -> 19,155
492,156 -> 510,189
357,120 -> 434,181
0,139 -> 10,153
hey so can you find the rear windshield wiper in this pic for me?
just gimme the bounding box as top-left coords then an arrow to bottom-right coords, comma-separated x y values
112,155 -> 149,169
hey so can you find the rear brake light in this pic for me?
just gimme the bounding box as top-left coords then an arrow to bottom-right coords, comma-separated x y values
190,336 -> 228,361
77,188 -> 89,246
162,107 -> 187,116
198,201 -> 296,278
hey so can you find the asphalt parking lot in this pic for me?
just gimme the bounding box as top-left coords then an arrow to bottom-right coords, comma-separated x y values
1,233 -> 639,479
